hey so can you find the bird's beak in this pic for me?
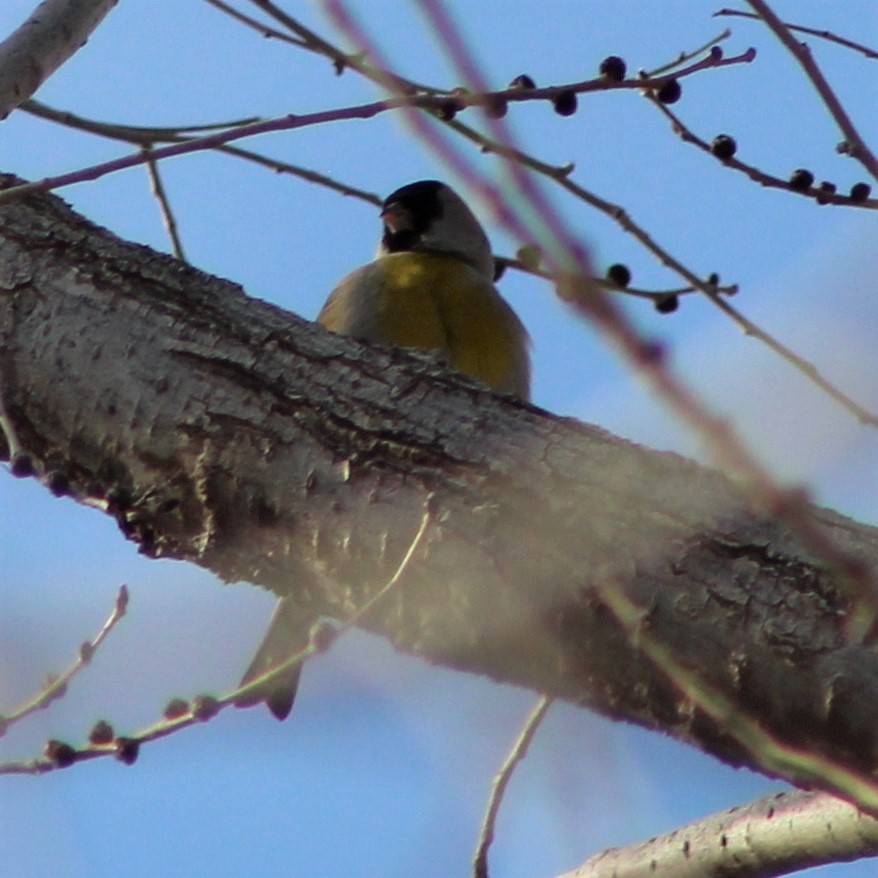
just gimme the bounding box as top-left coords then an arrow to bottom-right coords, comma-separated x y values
380,202 -> 410,233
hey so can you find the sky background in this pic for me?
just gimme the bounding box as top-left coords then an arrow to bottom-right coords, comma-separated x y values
1,1 -> 877,876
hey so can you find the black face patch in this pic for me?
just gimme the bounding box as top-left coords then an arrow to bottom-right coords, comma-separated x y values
381,180 -> 445,253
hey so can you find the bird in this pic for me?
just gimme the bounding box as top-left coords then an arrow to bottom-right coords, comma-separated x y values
235,180 -> 531,719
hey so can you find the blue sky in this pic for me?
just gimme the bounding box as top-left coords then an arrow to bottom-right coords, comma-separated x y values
1,2 -> 877,876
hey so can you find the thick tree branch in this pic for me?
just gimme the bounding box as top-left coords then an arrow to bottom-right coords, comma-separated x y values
3,180 -> 878,809
559,790 -> 878,878
0,0 -> 119,120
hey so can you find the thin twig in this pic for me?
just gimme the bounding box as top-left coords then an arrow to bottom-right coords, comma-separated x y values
0,506 -> 433,774
650,97 -> 877,207
472,696 -> 552,878
714,8 -> 878,60
3,585 -> 129,727
22,100 -> 381,206
0,99 -> 404,204
203,0 -> 307,46
0,47 -> 751,207
645,28 -> 733,76
145,151 -> 186,260
746,0 -> 878,179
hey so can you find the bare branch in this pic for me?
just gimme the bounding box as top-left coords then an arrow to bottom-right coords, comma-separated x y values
559,790 -> 878,878
21,99 -> 382,205
746,0 -> 878,179
715,8 -> 878,60
646,28 -> 733,76
2,585 -> 128,728
473,697 -> 552,878
144,152 -> 186,261
6,183 -> 878,802
0,0 -> 119,120
0,507 -> 433,775
202,0 -> 306,47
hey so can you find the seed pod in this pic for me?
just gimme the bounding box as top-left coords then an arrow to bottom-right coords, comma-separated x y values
816,181 -> 837,205
114,737 -> 140,766
45,739 -> 77,768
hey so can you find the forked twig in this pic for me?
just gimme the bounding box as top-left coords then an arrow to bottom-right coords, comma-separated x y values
144,152 -> 186,260
472,696 -> 552,878
714,8 -> 878,60
746,0 -> 878,178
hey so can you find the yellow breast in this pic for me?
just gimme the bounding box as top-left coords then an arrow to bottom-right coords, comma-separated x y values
318,252 -> 530,399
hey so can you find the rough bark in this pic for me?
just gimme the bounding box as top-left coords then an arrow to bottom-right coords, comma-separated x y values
0,0 -> 119,120
3,178 -> 878,802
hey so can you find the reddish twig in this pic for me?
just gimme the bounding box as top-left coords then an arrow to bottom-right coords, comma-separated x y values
650,97 -> 877,206
22,99 -> 381,206
714,8 -> 878,60
745,0 -> 878,179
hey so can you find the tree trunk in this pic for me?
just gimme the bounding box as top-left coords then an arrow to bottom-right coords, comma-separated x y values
3,177 -> 878,804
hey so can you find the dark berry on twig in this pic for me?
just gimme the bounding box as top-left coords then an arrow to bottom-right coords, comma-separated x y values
711,135 -> 737,161
552,90 -> 578,116
509,74 -> 536,90
599,55 -> 626,82
656,79 -> 682,104
849,182 -> 871,203
789,169 -> 814,192
606,264 -> 631,288
655,295 -> 679,315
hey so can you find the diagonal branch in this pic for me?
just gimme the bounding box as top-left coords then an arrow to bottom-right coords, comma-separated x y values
6,178 -> 878,809
746,0 -> 878,179
0,0 -> 119,120
715,8 -> 878,61
558,789 -> 878,878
